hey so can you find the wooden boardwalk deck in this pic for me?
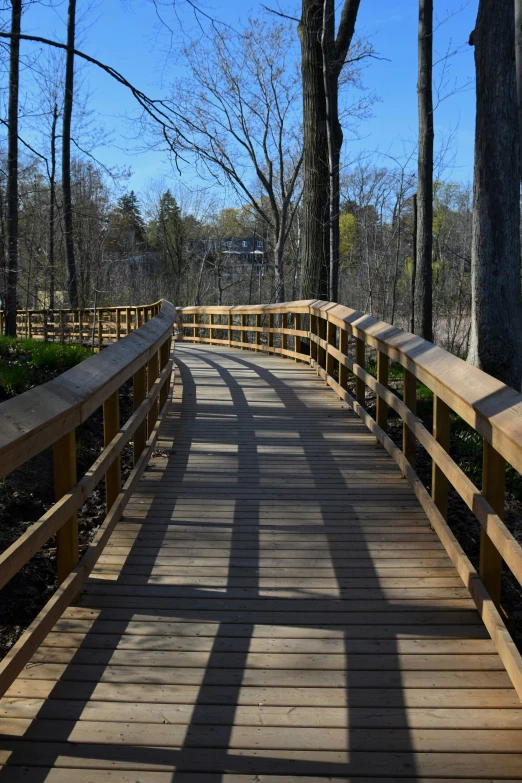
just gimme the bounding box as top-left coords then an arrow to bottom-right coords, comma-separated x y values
1,343 -> 521,781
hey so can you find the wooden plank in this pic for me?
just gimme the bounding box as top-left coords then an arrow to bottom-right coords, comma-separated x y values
53,430 -> 78,585
480,440 -> 505,607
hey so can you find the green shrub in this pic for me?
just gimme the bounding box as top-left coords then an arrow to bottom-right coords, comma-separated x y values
0,336 -> 17,355
0,363 -> 32,395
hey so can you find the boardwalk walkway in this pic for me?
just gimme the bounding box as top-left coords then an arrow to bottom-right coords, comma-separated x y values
0,343 -> 521,780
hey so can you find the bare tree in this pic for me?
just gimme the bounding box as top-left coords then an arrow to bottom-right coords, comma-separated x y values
172,18 -> 303,303
5,0 -> 22,336
467,0 -> 522,388
414,0 -> 433,341
62,0 -> 79,307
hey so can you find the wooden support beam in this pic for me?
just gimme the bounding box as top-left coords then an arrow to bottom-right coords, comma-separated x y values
480,441 -> 505,608
339,328 -> 348,392
432,395 -> 450,519
241,314 -> 247,349
126,307 -> 131,333
355,337 -> 365,406
103,390 -> 121,512
132,365 -> 147,465
268,314 -> 274,353
294,313 -> 301,359
403,368 -> 417,470
193,313 -> 197,342
376,350 -> 389,431
53,431 -> 78,585
147,351 -> 159,437
256,314 -> 261,352
310,315 -> 317,363
326,320 -> 336,377
159,338 -> 171,410
209,314 -> 214,346
228,312 -> 232,347
282,313 -> 288,353
116,309 -> 121,341
317,318 -> 327,373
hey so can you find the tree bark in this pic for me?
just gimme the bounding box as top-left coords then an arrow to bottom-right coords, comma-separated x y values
515,0 -> 522,176
49,101 -> 58,309
299,0 -> 329,300
414,0 -> 434,341
467,0 -> 522,389
5,0 -> 22,337
62,0 -> 78,308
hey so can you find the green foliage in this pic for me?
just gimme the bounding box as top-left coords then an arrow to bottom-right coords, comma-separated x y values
339,212 -> 357,259
0,340 -> 91,398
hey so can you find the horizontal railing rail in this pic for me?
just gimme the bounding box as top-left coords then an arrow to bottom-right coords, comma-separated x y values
0,301 -> 162,347
177,299 -> 522,699
0,299 -> 176,696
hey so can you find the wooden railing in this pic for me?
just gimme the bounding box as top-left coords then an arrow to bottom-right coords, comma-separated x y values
178,299 -> 522,698
0,299 -> 176,696
0,301 -> 162,346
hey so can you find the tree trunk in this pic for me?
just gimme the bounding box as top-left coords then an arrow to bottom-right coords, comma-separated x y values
467,0 -> 522,389
411,193 -> 417,333
299,0 -> 329,300
5,0 -> 21,337
414,0 -> 433,341
515,0 -> 522,176
62,0 -> 78,308
49,102 -> 58,309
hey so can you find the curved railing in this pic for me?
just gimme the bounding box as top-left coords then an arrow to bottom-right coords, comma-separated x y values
0,299 -> 176,695
0,301 -> 162,347
177,299 -> 522,698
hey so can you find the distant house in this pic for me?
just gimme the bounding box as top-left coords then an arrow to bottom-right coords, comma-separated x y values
222,236 -> 264,264
187,236 -> 265,268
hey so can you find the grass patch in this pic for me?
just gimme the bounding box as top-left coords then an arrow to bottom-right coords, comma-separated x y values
0,340 -> 91,399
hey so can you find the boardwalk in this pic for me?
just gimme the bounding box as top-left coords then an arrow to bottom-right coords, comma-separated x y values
0,343 -> 521,780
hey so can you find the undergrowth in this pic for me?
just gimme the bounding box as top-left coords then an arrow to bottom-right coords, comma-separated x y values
0,338 -> 91,397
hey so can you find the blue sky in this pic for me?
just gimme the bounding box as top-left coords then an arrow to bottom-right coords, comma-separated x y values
19,0 -> 478,196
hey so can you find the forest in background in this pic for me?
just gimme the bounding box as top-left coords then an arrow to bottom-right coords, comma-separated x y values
0,0 -> 518,387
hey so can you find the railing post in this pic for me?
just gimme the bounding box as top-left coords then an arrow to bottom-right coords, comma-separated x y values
294,313 -> 301,360
147,350 -> 159,437
126,307 -> 131,333
310,314 -> 317,364
403,368 -> 417,469
326,319 -> 335,377
59,310 -> 64,343
480,441 -> 505,607
268,314 -> 274,353
282,312 -> 288,354
241,313 -> 247,349
317,317 -> 327,373
159,337 -> 171,410
376,350 -> 389,431
209,313 -> 214,346
133,364 -> 147,465
53,430 -> 78,585
256,314 -> 261,352
432,395 -> 450,518
116,309 -> 121,341
193,313 -> 197,342
339,328 -> 348,394
355,336 -> 365,406
228,311 -> 232,347
98,315 -> 103,351
103,390 -> 121,511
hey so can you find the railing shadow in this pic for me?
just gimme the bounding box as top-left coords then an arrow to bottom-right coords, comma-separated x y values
0,343 -> 495,779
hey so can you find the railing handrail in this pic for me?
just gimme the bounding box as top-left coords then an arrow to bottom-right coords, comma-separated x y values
0,300 -> 176,478
0,298 -> 176,698
177,299 -> 522,699
178,299 -> 522,474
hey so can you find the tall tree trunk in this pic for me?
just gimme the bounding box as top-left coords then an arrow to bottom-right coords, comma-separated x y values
298,0 -> 329,300
62,0 -> 78,308
411,192 -> 417,333
414,0 -> 433,341
467,0 -> 522,388
5,0 -> 21,337
515,0 -> 522,175
49,101 -> 58,309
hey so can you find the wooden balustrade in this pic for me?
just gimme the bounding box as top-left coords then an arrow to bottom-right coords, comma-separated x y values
0,299 -> 175,695
0,300 -> 162,347
177,298 -> 522,698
